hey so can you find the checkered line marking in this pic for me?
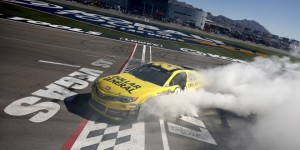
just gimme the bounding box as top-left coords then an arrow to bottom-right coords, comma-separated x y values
71,116 -> 145,150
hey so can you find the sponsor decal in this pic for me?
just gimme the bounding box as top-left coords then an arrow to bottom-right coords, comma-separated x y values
187,82 -> 199,88
103,76 -> 141,94
7,16 -> 102,36
168,122 -> 217,145
104,86 -> 111,91
173,87 -> 183,94
180,48 -> 247,63
120,37 -> 163,47
4,0 -> 224,45
2,0 -> 268,59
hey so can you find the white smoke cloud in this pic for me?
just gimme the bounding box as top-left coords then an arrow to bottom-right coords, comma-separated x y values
290,45 -> 300,57
139,56 -> 300,150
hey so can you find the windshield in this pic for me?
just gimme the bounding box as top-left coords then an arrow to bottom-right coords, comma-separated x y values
129,64 -> 172,86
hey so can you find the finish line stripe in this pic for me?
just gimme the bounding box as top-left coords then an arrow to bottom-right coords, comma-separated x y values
119,43 -> 138,73
61,43 -> 138,150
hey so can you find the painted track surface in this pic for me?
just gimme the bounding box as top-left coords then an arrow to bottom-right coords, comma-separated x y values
0,19 -> 253,150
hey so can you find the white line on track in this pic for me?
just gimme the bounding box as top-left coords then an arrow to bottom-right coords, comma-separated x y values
149,46 -> 152,62
180,115 -> 206,128
37,60 -> 80,68
120,43 -> 138,73
160,119 -> 170,150
193,113 -> 199,117
141,45 -> 146,64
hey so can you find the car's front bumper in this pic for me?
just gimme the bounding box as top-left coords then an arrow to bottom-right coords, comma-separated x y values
89,98 -> 130,120
90,83 -> 136,120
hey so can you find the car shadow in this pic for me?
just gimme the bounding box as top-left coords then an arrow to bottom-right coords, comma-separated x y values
64,93 -> 93,120
64,93 -> 135,125
216,108 -> 257,129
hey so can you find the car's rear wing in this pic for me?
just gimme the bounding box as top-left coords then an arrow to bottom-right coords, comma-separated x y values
181,66 -> 194,70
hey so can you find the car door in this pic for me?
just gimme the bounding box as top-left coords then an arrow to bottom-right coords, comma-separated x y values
186,71 -> 202,90
168,72 -> 188,93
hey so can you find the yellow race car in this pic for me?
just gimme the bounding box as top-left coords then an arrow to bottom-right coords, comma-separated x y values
89,62 -> 202,120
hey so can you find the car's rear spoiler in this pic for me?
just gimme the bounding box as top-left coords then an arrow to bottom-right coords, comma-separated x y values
181,66 -> 194,70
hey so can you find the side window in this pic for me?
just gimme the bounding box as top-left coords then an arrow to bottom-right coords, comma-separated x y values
170,72 -> 187,89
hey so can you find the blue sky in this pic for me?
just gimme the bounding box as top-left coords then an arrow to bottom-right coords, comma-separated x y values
182,0 -> 300,41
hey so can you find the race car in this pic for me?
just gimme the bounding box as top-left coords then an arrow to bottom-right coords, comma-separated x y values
89,62 -> 203,120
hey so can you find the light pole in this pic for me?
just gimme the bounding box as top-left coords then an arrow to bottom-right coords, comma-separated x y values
143,1 -> 146,16
151,4 -> 154,17
125,0 -> 128,13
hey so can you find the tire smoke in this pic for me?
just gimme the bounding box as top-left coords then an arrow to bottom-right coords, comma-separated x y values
291,45 -> 300,57
140,56 -> 300,150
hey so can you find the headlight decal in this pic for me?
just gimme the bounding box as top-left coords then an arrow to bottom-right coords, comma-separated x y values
95,88 -> 138,103
115,96 -> 138,103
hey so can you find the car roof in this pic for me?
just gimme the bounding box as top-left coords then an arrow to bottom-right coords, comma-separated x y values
149,62 -> 189,72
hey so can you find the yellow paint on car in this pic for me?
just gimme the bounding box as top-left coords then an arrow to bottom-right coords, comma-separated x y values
90,62 -> 203,120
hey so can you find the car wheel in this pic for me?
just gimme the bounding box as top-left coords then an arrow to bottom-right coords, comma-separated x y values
126,107 -> 140,122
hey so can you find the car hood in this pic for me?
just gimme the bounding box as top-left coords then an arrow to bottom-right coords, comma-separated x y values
97,73 -> 161,96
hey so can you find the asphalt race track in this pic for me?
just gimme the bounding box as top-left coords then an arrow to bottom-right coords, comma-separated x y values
0,19 -> 254,150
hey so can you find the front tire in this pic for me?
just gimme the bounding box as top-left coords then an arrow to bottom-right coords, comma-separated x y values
126,107 -> 140,122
